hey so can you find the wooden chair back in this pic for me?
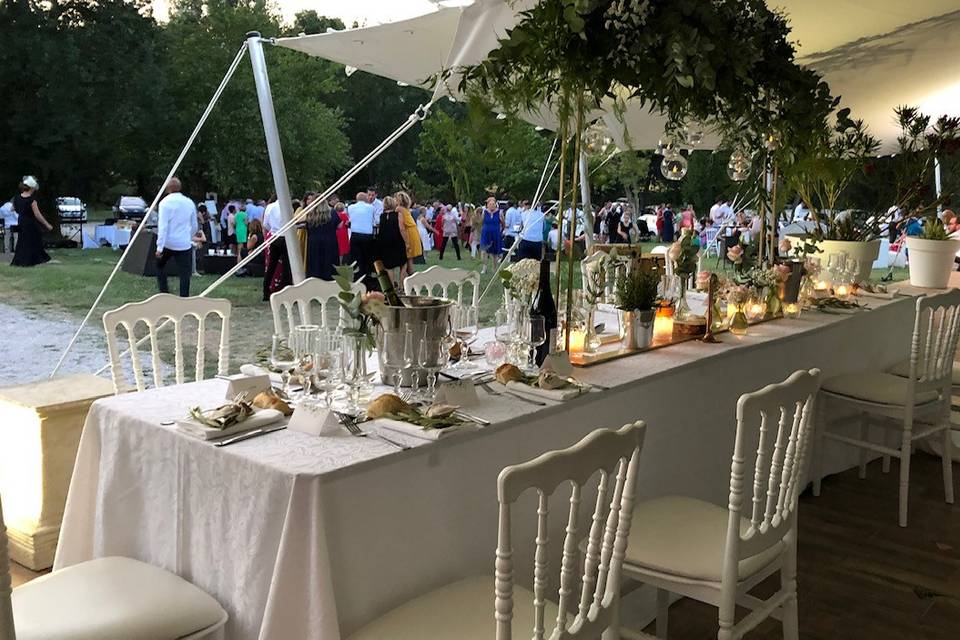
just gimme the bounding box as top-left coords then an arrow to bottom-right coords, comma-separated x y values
905,290 -> 960,394
403,266 -> 480,307
270,277 -> 365,338
496,422 -> 646,640
102,294 -> 231,394
726,369 -> 821,577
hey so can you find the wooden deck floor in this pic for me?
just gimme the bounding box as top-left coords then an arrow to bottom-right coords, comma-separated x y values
11,454 -> 959,639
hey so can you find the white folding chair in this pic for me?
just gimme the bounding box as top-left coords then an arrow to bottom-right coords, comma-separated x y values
403,265 -> 480,307
348,421 -> 647,640
102,293 -> 231,394
621,369 -> 821,640
814,290 -> 960,526
270,277 -> 365,337
703,227 -> 720,258
1,494 -> 227,640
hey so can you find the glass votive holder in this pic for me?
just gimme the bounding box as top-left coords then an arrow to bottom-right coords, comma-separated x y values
745,298 -> 767,323
783,302 -> 802,319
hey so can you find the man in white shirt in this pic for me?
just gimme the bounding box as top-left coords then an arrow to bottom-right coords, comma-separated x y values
719,199 -> 734,224
517,200 -> 544,260
347,192 -> 377,283
367,187 -> 384,229
503,201 -> 522,251
155,177 -> 200,297
709,197 -> 723,226
262,197 -> 283,234
1,200 -> 17,253
792,201 -> 807,222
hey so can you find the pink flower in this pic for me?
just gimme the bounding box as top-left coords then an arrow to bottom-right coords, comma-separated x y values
778,238 -> 792,254
696,270 -> 712,291
774,264 -> 792,282
727,244 -> 744,264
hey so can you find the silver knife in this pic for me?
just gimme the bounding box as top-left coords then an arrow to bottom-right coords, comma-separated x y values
215,425 -> 286,447
454,410 -> 491,426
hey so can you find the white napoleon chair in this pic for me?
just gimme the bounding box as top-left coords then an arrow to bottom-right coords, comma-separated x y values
348,421 -> 647,640
648,245 -> 674,277
813,289 -> 960,527
403,265 -> 480,307
270,277 -> 365,337
620,369 -> 821,640
102,293 -> 231,394
0,494 -> 227,640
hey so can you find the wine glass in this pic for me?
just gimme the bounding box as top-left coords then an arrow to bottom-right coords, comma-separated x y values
316,329 -> 342,407
521,315 -> 546,372
405,322 -> 424,399
495,308 -> 518,365
269,334 -> 296,397
381,328 -> 411,397
453,305 -> 479,369
418,331 -> 452,403
292,325 -> 320,401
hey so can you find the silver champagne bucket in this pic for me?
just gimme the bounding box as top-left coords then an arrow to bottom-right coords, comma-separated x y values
376,296 -> 453,386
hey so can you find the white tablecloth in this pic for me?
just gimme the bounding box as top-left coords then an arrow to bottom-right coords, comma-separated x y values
91,225 -> 132,249
55,294 -> 916,639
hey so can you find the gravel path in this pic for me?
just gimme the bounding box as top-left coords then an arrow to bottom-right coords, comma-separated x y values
0,302 -> 114,387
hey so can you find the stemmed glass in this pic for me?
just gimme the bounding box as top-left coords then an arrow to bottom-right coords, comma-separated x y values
269,333 -> 296,397
381,325 -> 416,397
521,315 -> 546,373
316,329 -> 342,407
452,305 -> 479,369
292,325 -> 320,400
405,322 -> 424,399
418,331 -> 453,402
495,308 -> 519,365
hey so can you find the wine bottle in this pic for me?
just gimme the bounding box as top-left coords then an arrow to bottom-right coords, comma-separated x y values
374,260 -> 404,307
531,258 -> 558,366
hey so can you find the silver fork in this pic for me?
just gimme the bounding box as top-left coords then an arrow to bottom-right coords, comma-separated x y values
338,413 -> 411,450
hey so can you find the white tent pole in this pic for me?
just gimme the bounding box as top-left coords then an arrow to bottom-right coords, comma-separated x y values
935,156 -> 943,212
49,42 -> 249,379
248,32 -> 305,283
579,150 -> 594,251
92,99 -> 435,376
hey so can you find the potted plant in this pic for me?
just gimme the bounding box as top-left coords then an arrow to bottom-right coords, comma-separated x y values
782,108 -> 882,283
892,107 -> 960,288
615,268 -> 660,349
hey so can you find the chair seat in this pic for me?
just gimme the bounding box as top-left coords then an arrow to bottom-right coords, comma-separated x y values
887,360 -> 960,386
12,557 -> 226,640
623,496 -> 784,583
348,575 -> 559,640
821,372 -> 940,406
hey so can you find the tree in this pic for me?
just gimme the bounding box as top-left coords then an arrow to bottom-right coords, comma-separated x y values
680,151 -> 735,216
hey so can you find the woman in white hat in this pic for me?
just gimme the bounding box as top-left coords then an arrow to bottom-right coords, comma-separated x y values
11,175 -> 53,267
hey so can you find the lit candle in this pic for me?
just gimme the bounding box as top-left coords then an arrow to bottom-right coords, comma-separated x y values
653,315 -> 674,341
835,284 -> 850,299
783,302 -> 801,318
568,329 -> 587,354
746,300 -> 766,322
814,280 -> 829,291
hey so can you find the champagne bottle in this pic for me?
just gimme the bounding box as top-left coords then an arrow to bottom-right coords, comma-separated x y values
374,260 -> 404,307
531,258 -> 558,366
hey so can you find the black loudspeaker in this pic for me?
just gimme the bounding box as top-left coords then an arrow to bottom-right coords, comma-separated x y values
121,230 -> 181,277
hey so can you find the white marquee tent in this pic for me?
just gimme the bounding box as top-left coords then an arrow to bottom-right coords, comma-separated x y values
276,0 -> 960,152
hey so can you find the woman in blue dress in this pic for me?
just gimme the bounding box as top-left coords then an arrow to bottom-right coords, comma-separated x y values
479,196 -> 503,273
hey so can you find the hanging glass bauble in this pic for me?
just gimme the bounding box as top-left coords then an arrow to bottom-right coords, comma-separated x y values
686,127 -> 704,146
584,124 -> 608,153
661,150 -> 688,181
727,149 -> 751,182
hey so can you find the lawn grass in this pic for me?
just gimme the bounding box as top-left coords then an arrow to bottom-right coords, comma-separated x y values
0,242 -> 909,375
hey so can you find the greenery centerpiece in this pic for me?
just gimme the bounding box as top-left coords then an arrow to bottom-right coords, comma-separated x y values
334,264 -> 387,404
615,268 -> 660,349
667,229 -> 700,321
892,107 -> 960,288
460,0 -> 835,353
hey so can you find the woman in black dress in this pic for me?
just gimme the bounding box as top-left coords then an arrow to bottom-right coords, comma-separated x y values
374,196 -> 409,284
11,176 -> 53,267
304,194 -> 340,281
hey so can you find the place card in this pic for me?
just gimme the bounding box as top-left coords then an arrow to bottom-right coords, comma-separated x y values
542,352 -> 574,377
224,374 -> 271,401
288,404 -> 342,437
436,379 -> 479,406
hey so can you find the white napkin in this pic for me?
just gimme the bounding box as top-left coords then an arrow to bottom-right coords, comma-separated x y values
175,408 -> 283,441
240,364 -> 282,385
505,381 -> 587,402
372,418 -> 476,441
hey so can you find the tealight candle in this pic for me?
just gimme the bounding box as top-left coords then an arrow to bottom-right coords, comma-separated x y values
783,302 -> 801,318
568,329 -> 587,354
835,284 -> 851,299
653,310 -> 674,342
746,300 -> 766,322
814,280 -> 829,291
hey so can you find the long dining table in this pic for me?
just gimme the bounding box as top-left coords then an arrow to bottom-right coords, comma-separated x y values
54,292 -> 917,639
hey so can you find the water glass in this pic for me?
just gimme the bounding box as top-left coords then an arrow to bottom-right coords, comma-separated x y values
316,330 -> 342,407
269,334 -> 296,397
453,305 -> 479,369
521,315 -> 546,372
418,333 -> 451,402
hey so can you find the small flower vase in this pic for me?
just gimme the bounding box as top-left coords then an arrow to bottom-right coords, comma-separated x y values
585,306 -> 601,352
674,278 -> 693,321
711,299 -> 725,332
343,334 -> 371,407
729,307 -> 749,336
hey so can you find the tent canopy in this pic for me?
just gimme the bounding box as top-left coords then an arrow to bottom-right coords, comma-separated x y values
276,1 -> 960,152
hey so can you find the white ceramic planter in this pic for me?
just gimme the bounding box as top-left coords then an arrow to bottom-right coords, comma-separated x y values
906,237 -> 960,289
783,237 -> 881,283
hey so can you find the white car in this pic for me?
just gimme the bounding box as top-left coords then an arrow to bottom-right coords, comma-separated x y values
56,196 -> 87,222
